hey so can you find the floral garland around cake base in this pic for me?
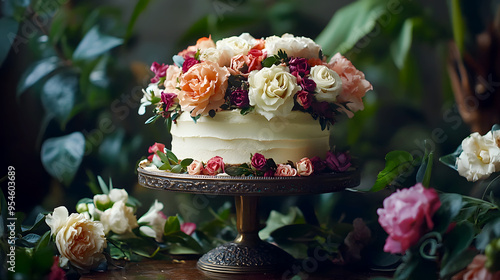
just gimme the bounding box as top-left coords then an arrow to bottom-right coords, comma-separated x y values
141,142 -> 352,177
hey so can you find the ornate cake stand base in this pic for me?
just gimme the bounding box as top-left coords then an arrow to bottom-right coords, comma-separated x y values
197,196 -> 295,274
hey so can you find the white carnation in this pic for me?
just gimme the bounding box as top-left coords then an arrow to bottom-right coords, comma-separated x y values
457,131 -> 500,181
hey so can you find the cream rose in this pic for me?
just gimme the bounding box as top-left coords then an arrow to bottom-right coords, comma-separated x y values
216,33 -> 255,58
46,206 -> 106,271
264,34 -> 321,59
275,164 -> 298,177
178,60 -> 230,116
310,65 -> 342,102
187,160 -> 204,175
100,200 -> 138,235
138,200 -> 167,242
248,65 -> 300,120
199,48 -> 232,67
457,132 -> 500,181
296,157 -> 314,176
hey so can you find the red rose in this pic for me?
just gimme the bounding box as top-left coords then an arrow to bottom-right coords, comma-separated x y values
251,153 -> 267,170
203,156 -> 225,175
148,142 -> 165,162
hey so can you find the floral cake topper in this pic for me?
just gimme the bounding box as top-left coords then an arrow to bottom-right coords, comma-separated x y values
139,33 -> 372,130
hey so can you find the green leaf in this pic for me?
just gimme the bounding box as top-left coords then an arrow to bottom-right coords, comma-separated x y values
171,165 -> 182,173
35,231 -> 51,252
476,218 -> 500,250
97,175 -> 109,194
315,0 -> 386,56
166,149 -> 179,164
41,132 -> 85,185
259,207 -> 305,240
156,151 -> 171,169
270,224 -> 324,244
73,26 -> 123,60
451,0 -> 466,54
0,17 -> 19,67
432,193 -> 463,234
125,0 -> 151,41
390,18 -> 414,69
21,213 -> 46,233
145,114 -> 160,124
440,249 -> 476,279
41,71 -> 78,125
439,145 -> 462,171
17,56 -> 62,96
440,222 -> 474,277
164,215 -> 181,236
180,158 -> 194,168
416,141 -> 434,187
370,151 -> 415,192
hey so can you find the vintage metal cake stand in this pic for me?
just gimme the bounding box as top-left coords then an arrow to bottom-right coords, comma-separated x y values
137,167 -> 360,275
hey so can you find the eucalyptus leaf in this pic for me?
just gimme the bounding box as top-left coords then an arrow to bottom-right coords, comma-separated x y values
0,17 -> 19,67
391,18 -> 414,69
73,26 -> 123,60
41,132 -> 85,185
17,56 -> 61,96
370,151 -> 415,192
41,71 -> 78,125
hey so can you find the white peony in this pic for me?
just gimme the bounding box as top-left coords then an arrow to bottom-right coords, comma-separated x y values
100,200 -> 138,235
309,65 -> 343,102
108,188 -> 128,203
138,200 -> 167,242
216,33 -> 255,58
46,206 -> 106,271
248,65 -> 300,120
264,34 -> 322,59
456,132 -> 500,181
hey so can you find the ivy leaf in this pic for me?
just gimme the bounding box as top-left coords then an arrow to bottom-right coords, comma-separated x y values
0,17 -> 19,67
370,151 -> 415,192
17,56 -> 62,96
73,26 -> 123,60
41,71 -> 78,126
41,132 -> 85,185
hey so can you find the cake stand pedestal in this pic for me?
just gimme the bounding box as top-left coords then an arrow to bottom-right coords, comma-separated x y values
137,168 -> 360,275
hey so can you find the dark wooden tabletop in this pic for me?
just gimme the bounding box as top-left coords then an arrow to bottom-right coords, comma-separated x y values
80,259 -> 392,280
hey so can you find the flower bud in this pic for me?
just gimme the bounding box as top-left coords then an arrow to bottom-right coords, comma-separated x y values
485,238 -> 500,272
76,203 -> 89,213
93,194 -> 111,211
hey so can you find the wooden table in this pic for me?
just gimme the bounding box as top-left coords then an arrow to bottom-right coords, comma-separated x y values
81,259 -> 392,280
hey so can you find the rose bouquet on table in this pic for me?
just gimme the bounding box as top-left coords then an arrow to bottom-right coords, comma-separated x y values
138,33 -> 372,130
369,125 -> 500,280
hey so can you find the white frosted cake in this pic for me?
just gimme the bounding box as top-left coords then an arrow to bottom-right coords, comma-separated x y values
139,33 -> 372,176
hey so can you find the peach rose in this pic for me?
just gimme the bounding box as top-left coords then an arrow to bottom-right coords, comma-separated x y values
328,53 -> 372,114
188,160 -> 204,175
178,61 -> 230,116
452,254 -> 500,280
275,164 -> 298,177
163,65 -> 182,94
229,54 -> 250,76
296,157 -> 313,176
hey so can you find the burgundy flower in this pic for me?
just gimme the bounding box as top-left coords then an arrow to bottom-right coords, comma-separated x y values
230,89 -> 250,108
150,62 -> 169,83
300,77 -> 316,92
263,170 -> 275,177
182,57 -> 199,73
251,153 -> 267,170
312,101 -> 334,119
49,256 -> 67,280
161,92 -> 176,110
310,156 -> 326,174
325,151 -> 351,172
289,57 -> 310,77
180,222 -> 196,236
296,90 -> 313,109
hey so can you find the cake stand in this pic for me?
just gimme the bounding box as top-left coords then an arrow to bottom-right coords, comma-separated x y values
137,167 -> 360,275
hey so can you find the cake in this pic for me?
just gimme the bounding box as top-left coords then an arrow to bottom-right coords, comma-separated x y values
139,33 -> 372,176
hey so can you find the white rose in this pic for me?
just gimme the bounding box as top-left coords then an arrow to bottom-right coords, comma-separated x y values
100,200 -> 138,235
138,200 -> 167,242
216,33 -> 255,58
264,34 -> 322,59
46,206 -> 106,271
456,132 -> 500,181
199,47 -> 232,67
310,65 -> 342,102
248,65 -> 300,120
108,188 -> 128,203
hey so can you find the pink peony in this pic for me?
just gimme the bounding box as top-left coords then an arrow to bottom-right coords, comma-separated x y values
328,53 -> 372,114
203,156 -> 225,175
150,62 -> 169,83
180,222 -> 197,236
148,142 -> 165,162
325,151 -> 351,172
187,160 -> 204,175
251,153 -> 267,170
452,254 -> 500,280
296,157 -> 314,176
178,61 -> 230,116
275,164 -> 298,177
377,183 -> 441,254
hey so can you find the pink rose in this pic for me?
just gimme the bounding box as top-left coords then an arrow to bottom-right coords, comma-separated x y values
251,153 -> 267,170
246,48 -> 265,73
180,222 -> 197,236
229,54 -> 250,76
163,65 -> 182,94
148,142 -> 165,162
296,157 -> 313,176
274,164 -> 298,177
328,53 -> 372,114
187,160 -> 204,175
203,156 -> 225,175
325,151 -> 351,172
178,61 -> 230,116
377,183 -> 441,254
296,90 -> 313,109
452,254 -> 500,280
